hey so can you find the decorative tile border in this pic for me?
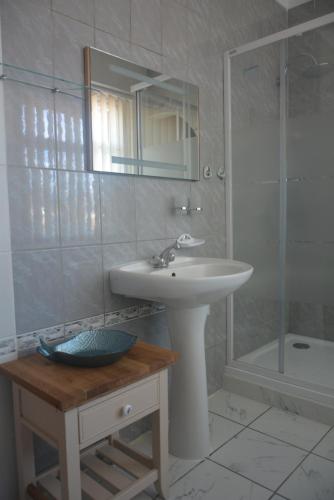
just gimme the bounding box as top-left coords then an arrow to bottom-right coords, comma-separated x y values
64,314 -> 105,338
139,301 -> 165,317
105,305 -> 139,327
0,302 -> 166,361
17,325 -> 64,356
105,302 -> 165,327
0,336 -> 17,362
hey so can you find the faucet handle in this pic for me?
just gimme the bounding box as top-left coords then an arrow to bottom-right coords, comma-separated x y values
149,255 -> 166,268
169,250 -> 176,263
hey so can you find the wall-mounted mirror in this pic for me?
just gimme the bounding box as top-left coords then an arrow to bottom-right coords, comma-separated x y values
84,47 -> 199,180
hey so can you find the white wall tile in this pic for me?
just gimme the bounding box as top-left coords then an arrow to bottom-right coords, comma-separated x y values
0,23 -> 6,168
53,12 -> 94,83
12,249 -> 64,334
0,23 -> 10,253
161,0 -> 188,72
0,166 -> 11,252
95,0 -> 131,41
62,246 -> 104,321
52,0 -> 94,25
0,21 -> 15,343
131,0 -> 162,53
0,252 -> 16,339
8,167 -> 60,251
2,0 -> 53,74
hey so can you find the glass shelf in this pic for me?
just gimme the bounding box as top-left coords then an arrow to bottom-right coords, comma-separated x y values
0,61 -> 87,99
112,156 -> 187,171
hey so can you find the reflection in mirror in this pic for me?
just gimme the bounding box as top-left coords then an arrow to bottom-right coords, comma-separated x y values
84,47 -> 199,180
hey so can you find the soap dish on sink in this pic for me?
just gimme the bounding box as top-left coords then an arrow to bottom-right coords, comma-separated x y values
37,329 -> 137,368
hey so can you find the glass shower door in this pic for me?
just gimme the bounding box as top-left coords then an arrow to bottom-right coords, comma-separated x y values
284,20 -> 334,390
227,14 -> 334,389
228,40 -> 285,372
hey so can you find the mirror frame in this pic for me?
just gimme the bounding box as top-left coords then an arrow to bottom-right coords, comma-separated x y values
83,46 -> 200,181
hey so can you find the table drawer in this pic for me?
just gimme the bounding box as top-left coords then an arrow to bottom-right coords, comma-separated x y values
79,377 -> 159,445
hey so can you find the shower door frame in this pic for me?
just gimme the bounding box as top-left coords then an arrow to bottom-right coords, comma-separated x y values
224,12 -> 334,402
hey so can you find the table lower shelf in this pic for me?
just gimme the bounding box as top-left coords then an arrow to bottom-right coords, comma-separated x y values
27,440 -> 158,500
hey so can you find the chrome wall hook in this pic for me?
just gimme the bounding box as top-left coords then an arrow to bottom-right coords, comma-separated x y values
217,167 -> 226,180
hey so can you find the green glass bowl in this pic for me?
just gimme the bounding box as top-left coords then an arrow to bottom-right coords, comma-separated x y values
37,329 -> 137,368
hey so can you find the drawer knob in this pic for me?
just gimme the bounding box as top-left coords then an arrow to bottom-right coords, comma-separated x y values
122,404 -> 134,417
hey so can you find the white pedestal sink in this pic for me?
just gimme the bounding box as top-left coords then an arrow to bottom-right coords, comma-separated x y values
110,256 -> 253,459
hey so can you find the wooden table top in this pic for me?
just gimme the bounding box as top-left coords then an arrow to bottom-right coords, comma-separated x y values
0,341 -> 178,411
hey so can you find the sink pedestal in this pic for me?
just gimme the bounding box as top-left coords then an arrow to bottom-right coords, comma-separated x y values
110,256 -> 254,459
167,305 -> 210,460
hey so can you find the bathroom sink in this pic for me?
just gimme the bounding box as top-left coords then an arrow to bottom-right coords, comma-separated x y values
110,256 -> 253,308
109,255 -> 253,460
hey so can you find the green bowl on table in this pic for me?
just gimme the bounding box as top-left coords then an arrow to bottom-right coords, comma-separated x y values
37,329 -> 137,368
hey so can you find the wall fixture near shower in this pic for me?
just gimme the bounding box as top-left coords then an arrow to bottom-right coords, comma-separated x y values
174,198 -> 203,215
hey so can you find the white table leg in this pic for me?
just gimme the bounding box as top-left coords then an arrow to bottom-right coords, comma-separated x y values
109,430 -> 120,445
152,369 -> 169,499
58,408 -> 81,500
13,384 -> 35,500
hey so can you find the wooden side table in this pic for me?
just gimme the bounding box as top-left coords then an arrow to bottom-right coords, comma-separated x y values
0,341 -> 178,500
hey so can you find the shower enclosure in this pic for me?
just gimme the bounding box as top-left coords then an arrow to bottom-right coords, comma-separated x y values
225,13 -> 334,409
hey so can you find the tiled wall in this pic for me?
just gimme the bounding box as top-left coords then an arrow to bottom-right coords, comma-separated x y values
0,14 -> 16,361
0,0 -> 285,377
0,15 -> 19,500
288,0 -> 334,26
1,0 -> 232,391
0,0 -> 286,496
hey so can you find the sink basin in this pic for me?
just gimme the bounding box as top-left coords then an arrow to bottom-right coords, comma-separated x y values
110,256 -> 253,460
110,256 -> 253,308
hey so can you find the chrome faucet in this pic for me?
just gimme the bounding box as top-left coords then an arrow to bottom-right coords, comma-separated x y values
149,234 -> 205,268
149,240 -> 181,268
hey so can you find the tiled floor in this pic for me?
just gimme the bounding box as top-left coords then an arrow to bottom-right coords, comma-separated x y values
131,389 -> 334,500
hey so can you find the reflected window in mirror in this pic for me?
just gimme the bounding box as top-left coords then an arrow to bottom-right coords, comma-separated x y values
91,89 -> 136,173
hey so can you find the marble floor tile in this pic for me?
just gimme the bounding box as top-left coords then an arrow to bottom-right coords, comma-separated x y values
132,419 -> 242,487
168,459 -> 272,500
131,414 -> 243,478
313,427 -> 334,461
208,389 -> 270,425
211,428 -> 307,490
129,394 -> 333,500
250,407 -> 330,451
279,453 -> 334,500
169,454 -> 201,486
209,412 -> 243,453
